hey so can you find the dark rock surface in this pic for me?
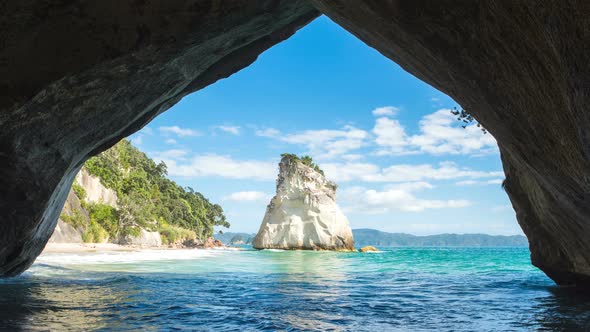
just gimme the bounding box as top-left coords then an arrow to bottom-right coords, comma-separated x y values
311,0 -> 590,285
0,0 -> 318,276
2,0 -> 590,286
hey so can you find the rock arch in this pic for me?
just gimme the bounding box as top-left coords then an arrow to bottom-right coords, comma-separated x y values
2,1 -> 590,286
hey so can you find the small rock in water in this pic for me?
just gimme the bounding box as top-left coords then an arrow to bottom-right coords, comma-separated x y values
359,246 -> 379,252
204,237 -> 224,248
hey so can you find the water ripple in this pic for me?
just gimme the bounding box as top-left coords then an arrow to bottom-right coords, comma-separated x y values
0,247 -> 589,331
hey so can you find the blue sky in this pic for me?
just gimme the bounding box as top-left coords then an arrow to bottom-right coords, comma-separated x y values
129,16 -> 520,236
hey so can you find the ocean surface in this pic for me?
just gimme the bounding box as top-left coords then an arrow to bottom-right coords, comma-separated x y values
1,247 -> 590,331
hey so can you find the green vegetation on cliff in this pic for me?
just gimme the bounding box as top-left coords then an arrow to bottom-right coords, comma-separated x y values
81,139 -> 229,242
281,153 -> 324,175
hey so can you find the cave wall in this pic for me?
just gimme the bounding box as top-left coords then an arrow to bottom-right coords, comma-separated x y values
0,0 -> 319,276
2,0 -> 590,286
311,0 -> 590,285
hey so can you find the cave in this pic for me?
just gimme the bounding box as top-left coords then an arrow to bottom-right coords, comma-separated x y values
2,1 -> 590,286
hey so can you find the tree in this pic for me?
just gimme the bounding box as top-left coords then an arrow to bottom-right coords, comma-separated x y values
281,153 -> 325,176
80,139 -> 229,242
450,107 -> 487,133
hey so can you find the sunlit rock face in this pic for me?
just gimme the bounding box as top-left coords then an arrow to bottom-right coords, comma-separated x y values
0,0 -> 319,276
253,156 -> 354,251
48,190 -> 87,244
119,229 -> 162,248
311,0 -> 590,286
75,169 -> 118,208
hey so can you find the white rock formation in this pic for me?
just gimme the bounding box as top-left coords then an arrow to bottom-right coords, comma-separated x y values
75,168 -> 118,207
50,168 -> 163,247
119,229 -> 162,247
253,155 -> 354,251
49,219 -> 83,243
49,190 -> 87,243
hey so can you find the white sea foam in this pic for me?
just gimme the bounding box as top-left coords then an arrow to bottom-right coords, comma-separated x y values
36,249 -> 219,265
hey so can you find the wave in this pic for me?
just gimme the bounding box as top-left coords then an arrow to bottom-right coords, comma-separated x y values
36,249 -> 220,265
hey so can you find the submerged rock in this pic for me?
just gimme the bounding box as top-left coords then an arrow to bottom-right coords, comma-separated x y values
253,155 -> 354,251
359,246 -> 379,253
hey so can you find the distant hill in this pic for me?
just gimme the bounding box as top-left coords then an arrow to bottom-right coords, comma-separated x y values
217,229 -> 528,247
352,228 -> 528,247
216,232 -> 256,245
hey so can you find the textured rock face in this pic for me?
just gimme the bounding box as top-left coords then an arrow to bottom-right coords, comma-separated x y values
49,190 -> 87,244
0,1 -> 318,276
50,168 -> 163,247
119,229 -> 162,248
311,0 -> 590,285
49,220 -> 84,244
75,169 -> 118,207
48,170 -> 110,244
253,156 -> 354,251
2,0 -> 590,287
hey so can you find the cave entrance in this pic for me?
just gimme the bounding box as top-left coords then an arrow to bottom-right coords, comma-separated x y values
126,16 -> 517,240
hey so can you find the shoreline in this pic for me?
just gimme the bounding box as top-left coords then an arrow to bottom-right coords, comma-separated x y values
42,243 -> 229,254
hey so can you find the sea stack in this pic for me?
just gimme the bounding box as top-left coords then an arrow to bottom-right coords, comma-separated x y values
253,154 -> 354,251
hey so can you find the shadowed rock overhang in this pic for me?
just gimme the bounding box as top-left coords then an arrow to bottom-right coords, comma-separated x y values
2,1 -> 590,287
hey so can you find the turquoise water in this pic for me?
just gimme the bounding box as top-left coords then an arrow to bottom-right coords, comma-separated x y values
1,247 -> 590,331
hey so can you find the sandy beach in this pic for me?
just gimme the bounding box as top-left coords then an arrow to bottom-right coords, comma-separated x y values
42,243 -> 142,253
42,242 -> 237,254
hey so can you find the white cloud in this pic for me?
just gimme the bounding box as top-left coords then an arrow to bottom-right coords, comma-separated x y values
256,125 -> 368,160
372,106 -> 399,117
159,126 -> 202,137
341,154 -> 363,161
155,153 -> 277,181
322,161 -> 503,183
154,149 -> 189,160
384,181 -> 434,191
455,178 -> 504,186
281,125 -> 368,160
373,117 -> 410,155
340,183 -> 471,214
373,109 -> 498,156
223,191 -> 271,202
255,128 -> 280,138
216,125 -> 240,135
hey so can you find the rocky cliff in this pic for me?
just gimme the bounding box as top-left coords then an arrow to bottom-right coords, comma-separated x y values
50,167 -> 162,247
49,190 -> 87,244
0,0 -> 318,276
75,169 -> 118,208
253,155 -> 354,251
2,1 -> 590,286
48,139 -> 228,248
